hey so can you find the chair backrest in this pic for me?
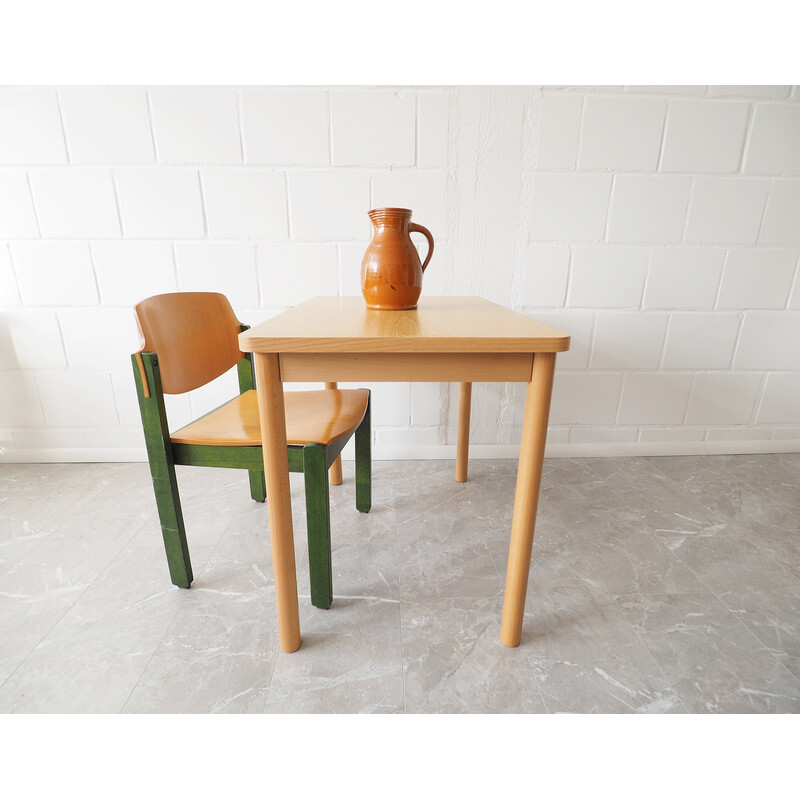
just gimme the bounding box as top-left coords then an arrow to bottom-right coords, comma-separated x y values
134,292 -> 244,395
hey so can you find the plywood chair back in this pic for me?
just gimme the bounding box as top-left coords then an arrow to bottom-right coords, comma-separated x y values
134,291 -> 243,397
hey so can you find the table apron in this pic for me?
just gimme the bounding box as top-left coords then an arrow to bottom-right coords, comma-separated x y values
278,352 -> 535,382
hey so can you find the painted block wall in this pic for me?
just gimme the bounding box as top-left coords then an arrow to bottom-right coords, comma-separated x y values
0,85 -> 798,462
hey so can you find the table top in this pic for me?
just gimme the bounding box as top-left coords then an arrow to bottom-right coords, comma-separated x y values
239,296 -> 571,355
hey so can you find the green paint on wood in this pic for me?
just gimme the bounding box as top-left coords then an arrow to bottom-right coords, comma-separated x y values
132,352 -> 193,588
248,470 -> 267,503
323,434 -> 349,468
237,328 -> 267,501
355,390 -> 372,513
303,443 -> 333,609
171,443 -> 305,473
172,443 -> 262,471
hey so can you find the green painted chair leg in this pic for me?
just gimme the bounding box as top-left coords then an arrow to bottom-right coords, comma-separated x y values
134,352 -> 193,588
355,391 -> 372,513
248,470 -> 266,502
303,443 -> 333,609
238,343 -> 265,504
150,469 -> 193,588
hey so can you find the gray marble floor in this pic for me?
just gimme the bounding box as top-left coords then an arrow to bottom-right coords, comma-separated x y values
0,453 -> 798,713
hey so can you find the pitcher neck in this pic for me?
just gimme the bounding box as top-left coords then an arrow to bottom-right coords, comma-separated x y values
368,207 -> 412,230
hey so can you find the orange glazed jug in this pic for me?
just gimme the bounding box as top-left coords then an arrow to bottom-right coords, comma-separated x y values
361,208 -> 434,310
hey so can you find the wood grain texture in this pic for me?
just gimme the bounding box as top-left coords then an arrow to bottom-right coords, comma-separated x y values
236,334 -> 266,502
239,296 -> 570,355
325,382 -> 344,485
132,353 -> 193,588
170,388 -> 369,447
355,392 -> 372,513
500,352 -> 557,647
279,352 -> 534,383
253,352 -> 301,653
455,382 -> 472,483
134,292 -> 243,395
303,443 -> 333,609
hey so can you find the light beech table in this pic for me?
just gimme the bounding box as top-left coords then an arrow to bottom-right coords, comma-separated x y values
239,296 -> 570,653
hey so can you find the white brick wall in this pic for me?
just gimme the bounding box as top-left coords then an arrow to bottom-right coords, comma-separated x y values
758,374 -> 800,423
29,169 -> 121,238
10,242 -> 98,305
417,92 -> 449,169
174,242 -> 259,306
717,249 -> 797,309
684,177 -> 770,244
591,313 -> 668,370
607,176 -> 691,242
522,245 -> 570,307
524,86 -> 799,451
201,169 -> 287,240
287,171 -> 370,240
148,88 -> 241,164
661,313 -> 741,369
578,96 -> 666,171
735,314 -> 800,370
0,88 -> 67,165
568,246 -> 648,307
257,242 -> 338,306
744,104 -> 800,174
0,247 -> 20,306
618,373 -> 693,425
115,168 -> 205,238
535,95 -> 582,169
644,248 -> 724,309
530,173 -> 611,241
0,170 -> 39,238
240,89 -> 330,165
371,171 -> 448,236
59,87 -> 155,165
0,310 -> 65,369
59,309 -> 139,369
331,90 -> 416,167
1,85 -> 799,462
759,181 -> 800,245
550,373 -> 624,425
661,101 -> 749,173
92,241 -> 177,306
686,373 -> 762,425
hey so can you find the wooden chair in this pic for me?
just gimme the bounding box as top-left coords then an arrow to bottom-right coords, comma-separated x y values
131,291 -> 371,609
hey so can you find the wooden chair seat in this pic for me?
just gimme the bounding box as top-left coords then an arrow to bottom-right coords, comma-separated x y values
171,389 -> 370,447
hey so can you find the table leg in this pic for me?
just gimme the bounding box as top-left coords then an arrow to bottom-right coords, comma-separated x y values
325,382 -> 344,486
455,382 -> 472,483
500,352 -> 556,647
254,352 -> 301,653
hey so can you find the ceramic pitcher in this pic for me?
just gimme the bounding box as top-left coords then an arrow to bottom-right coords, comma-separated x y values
360,208 -> 434,310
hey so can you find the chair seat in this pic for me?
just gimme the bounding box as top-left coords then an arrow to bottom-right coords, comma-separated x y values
170,389 -> 369,447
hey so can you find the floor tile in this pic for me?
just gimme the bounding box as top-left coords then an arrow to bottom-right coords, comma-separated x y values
562,509 -> 707,598
616,592 -> 800,713
402,597 -> 546,713
264,599 -> 404,713
397,491 -> 502,600
123,575 -> 279,713
0,528 -> 187,712
521,581 -> 684,713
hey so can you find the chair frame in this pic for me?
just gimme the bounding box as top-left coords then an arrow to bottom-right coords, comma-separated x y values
132,323 -> 371,610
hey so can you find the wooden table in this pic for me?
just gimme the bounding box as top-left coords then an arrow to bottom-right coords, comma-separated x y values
239,296 -> 570,652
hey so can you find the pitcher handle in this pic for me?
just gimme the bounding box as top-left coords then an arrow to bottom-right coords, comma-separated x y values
409,223 -> 434,273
